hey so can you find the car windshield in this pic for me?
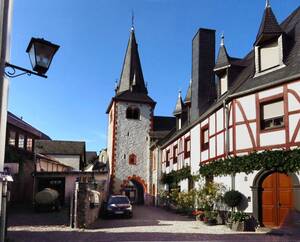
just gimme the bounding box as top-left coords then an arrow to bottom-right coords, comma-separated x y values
108,196 -> 129,204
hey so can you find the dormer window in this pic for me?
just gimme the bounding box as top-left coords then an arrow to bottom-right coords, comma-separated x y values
259,39 -> 280,72
220,73 -> 228,96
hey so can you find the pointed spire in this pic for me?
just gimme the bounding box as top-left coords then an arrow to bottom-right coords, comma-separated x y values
116,27 -> 148,95
173,90 -> 185,116
254,1 -> 282,45
214,33 -> 231,71
184,79 -> 192,104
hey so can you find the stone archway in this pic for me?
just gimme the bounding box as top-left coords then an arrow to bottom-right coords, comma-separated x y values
252,170 -> 300,227
120,175 -> 147,205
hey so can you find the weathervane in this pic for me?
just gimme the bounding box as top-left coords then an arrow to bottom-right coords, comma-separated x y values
131,10 -> 135,31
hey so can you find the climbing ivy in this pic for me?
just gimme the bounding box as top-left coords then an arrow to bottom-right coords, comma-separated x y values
161,166 -> 193,185
199,149 -> 300,177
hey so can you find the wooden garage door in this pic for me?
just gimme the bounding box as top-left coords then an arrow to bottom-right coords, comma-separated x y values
262,172 -> 293,227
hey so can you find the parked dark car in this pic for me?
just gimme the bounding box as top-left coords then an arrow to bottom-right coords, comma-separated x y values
106,195 -> 133,218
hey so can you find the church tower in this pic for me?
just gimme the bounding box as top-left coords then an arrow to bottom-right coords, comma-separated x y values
106,27 -> 155,204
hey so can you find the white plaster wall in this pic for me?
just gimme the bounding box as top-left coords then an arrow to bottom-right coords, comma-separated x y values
259,86 -> 283,99
235,171 -> 259,213
214,175 -> 231,190
287,81 -> 300,113
216,109 -> 224,132
260,130 -> 285,146
235,124 -> 252,150
107,104 -> 115,174
216,134 -> 224,156
191,124 -> 200,175
289,114 -> 300,142
210,137 -> 215,158
237,95 -> 256,120
180,179 -> 189,192
209,114 -> 215,135
114,102 -> 151,192
288,93 -> 300,112
48,155 -> 80,170
229,128 -> 233,152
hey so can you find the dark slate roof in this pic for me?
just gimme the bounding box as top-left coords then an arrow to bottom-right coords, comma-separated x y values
150,116 -> 176,140
184,80 -> 192,103
117,29 -> 148,95
255,4 -> 283,45
35,140 -> 85,156
86,151 -> 97,163
214,44 -> 230,70
7,111 -> 51,140
173,91 -> 185,116
106,29 -> 155,113
160,5 -> 300,148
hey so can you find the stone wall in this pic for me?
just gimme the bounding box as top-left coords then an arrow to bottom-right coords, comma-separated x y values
76,180 -> 106,228
113,102 -> 151,194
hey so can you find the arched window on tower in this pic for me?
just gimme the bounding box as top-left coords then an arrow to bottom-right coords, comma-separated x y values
129,154 -> 137,165
126,106 -> 140,120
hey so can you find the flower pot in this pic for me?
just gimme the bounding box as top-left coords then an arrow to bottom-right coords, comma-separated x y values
206,219 -> 217,226
231,221 -> 245,231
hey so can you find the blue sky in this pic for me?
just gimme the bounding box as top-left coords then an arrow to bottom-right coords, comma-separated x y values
9,0 -> 299,152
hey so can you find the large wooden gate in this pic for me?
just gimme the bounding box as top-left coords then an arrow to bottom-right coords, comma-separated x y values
262,172 -> 293,227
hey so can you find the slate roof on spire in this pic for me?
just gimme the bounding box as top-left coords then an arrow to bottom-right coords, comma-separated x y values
184,80 -> 192,104
214,43 -> 231,71
255,3 -> 283,45
214,35 -> 244,71
117,29 -> 148,95
173,91 -> 185,116
106,29 -> 155,113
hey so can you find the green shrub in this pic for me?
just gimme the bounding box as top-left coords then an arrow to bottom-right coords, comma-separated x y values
224,190 -> 243,209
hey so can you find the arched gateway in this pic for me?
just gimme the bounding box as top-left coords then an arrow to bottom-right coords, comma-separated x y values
252,171 -> 299,227
121,176 -> 147,204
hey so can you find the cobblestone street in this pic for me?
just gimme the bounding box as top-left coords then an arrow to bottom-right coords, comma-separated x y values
7,205 -> 300,242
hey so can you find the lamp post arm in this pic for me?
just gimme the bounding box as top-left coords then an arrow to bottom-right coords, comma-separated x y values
5,62 -> 47,78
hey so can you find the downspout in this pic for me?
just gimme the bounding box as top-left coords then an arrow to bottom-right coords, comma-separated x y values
223,99 -> 235,190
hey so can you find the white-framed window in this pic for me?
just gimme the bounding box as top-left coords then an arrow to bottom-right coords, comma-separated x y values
18,134 -> 25,149
9,130 -> 16,146
220,74 -> 228,95
259,40 -> 280,72
260,99 -> 284,130
26,138 -> 33,151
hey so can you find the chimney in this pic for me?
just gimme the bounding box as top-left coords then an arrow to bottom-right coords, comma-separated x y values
191,28 -> 216,122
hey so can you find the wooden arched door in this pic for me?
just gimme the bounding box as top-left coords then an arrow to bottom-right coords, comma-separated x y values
261,172 -> 293,227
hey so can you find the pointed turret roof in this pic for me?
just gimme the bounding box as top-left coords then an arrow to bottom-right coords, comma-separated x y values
184,79 -> 192,104
214,34 -> 231,71
106,28 -> 155,113
173,91 -> 185,116
255,1 -> 283,45
117,28 -> 148,95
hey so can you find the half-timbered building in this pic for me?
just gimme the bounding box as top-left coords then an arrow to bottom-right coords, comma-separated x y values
151,3 -> 300,226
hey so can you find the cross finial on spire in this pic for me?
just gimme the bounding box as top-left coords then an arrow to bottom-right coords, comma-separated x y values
131,10 -> 135,31
178,90 -> 182,98
265,0 -> 270,8
221,32 -> 225,46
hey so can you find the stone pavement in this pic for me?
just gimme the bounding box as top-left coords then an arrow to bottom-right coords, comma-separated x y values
7,205 -> 300,242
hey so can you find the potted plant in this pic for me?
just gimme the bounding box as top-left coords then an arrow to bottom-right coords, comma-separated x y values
204,210 -> 218,226
223,190 -> 243,211
192,210 -> 204,221
230,211 -> 257,231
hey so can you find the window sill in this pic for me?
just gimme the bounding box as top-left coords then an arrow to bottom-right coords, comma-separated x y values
260,125 -> 285,133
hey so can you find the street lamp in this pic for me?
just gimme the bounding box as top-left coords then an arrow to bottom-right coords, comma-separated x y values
4,37 -> 59,78
0,38 -> 59,241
